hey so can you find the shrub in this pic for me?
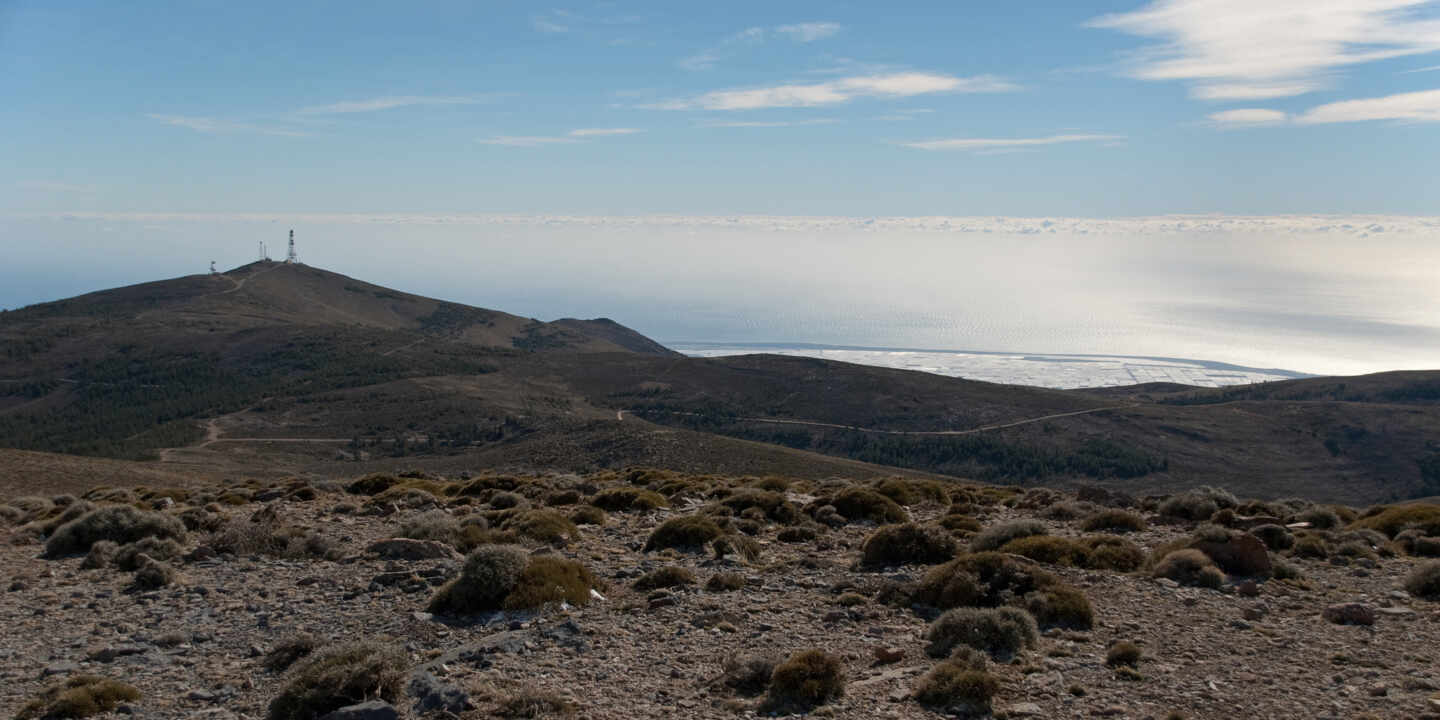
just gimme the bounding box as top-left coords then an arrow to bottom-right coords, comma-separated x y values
926,606 -> 1038,660
1291,535 -> 1329,559
498,556 -> 600,611
644,515 -> 722,551
776,526 -> 818,543
545,489 -> 582,506
1192,485 -> 1238,509
1079,535 -> 1145,572
489,491 -> 526,510
590,487 -> 668,512
16,675 -> 140,720
970,519 -> 1047,552
1024,585 -> 1094,630
264,633 -> 318,673
830,488 -> 908,524
722,653 -> 779,695
912,552 -> 1060,611
937,514 -> 982,533
706,572 -> 747,592
634,566 -> 696,591
428,545 -> 529,613
1152,549 -> 1224,588
132,557 -> 177,589
859,524 -> 958,568
716,489 -> 800,524
1158,492 -> 1218,522
569,505 -> 607,526
114,537 -> 183,571
345,473 -> 403,496
1396,531 -> 1440,557
999,536 -> 1088,567
80,540 -> 119,570
497,688 -> 575,718
1294,507 -> 1342,530
762,649 -> 845,713
1405,561 -> 1440,600
1042,501 -> 1090,521
266,640 -> 407,720
502,510 -> 579,546
398,510 -> 461,545
45,506 -> 186,557
1249,524 -> 1294,551
912,664 -> 998,715
1272,558 -> 1304,580
1080,509 -> 1147,533
875,478 -> 948,506
1352,504 -> 1440,538
1105,641 -> 1142,667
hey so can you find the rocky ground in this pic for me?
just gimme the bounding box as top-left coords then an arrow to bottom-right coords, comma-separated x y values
2,471 -> 1439,720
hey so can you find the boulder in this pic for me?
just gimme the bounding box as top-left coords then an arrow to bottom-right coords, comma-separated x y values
1191,532 -> 1272,577
1322,602 -> 1376,626
318,701 -> 399,720
409,671 -> 473,714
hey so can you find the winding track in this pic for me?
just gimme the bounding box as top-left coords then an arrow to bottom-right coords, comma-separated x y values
621,403 -> 1136,436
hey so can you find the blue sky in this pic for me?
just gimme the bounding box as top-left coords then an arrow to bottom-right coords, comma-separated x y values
4,0 -> 1440,217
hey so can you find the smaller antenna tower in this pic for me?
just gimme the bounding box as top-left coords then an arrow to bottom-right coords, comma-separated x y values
286,229 -> 297,264
210,261 -> 217,275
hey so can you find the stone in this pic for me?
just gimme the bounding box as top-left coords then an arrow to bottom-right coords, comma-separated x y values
409,671 -> 473,714
1192,532 -> 1272,577
1322,603 -> 1377,626
318,701 -> 399,720
874,647 -> 905,664
88,645 -> 147,663
41,662 -> 80,678
365,538 -> 461,561
1008,702 -> 1045,716
1235,579 -> 1260,597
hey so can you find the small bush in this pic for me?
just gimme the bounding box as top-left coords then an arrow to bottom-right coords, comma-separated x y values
912,664 -> 998,715
722,653 -> 779,695
132,557 -> 177,589
498,688 -> 575,718
398,510 -> 461,545
970,519 -> 1047,552
1105,641 -> 1142,667
16,675 -> 140,720
545,489 -> 582,506
1152,549 -> 1224,588
1249,524 -> 1294,551
875,478 -> 948,506
45,506 -> 186,557
264,633 -> 318,673
937,514 -> 982,533
502,510 -> 579,546
830,488 -> 907,524
1080,509 -> 1147,533
1291,535 -> 1329,559
499,556 -> 601,611
717,489 -> 800,524
114,537 -> 183,571
1158,492 -> 1219,522
1352,504 -> 1440,538
1272,558 -> 1304,580
569,505 -> 607,526
266,640 -> 407,720
1042,501 -> 1090,521
634,566 -> 696,591
345,473 -> 402,496
762,649 -> 845,713
1079,535 -> 1145,572
999,536 -> 1088,567
776,526 -> 818,543
706,572 -> 747,592
859,523 -> 958,568
489,491 -> 526,510
1405,561 -> 1440,600
80,540 -> 119,570
1024,585 -> 1094,630
428,545 -> 529,613
590,487 -> 668,512
1294,507 -> 1342,530
926,606 -> 1038,660
644,515 -> 722,551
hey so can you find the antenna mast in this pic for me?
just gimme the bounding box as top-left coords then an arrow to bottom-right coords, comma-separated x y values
210,261 -> 217,275
286,229 -> 297,264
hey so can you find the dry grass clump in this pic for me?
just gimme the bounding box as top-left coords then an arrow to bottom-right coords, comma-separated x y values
970,519 -> 1047,552
634,566 -> 696,591
1405,561 -> 1440,600
1249,524 -> 1294,551
1105,641 -> 1142,667
429,545 -> 528,613
263,633 -> 318,673
44,505 -> 186,557
590,487 -> 668,512
131,556 -> 177,589
925,606 -> 1039,660
1290,534 -> 1329,559
501,510 -> 579,546
937,514 -> 982,533
910,552 -> 1089,627
1152,549 -> 1224,589
912,663 -> 999,716
830,487 -> 908,524
997,535 -> 1089,567
1023,584 -> 1094,629
1079,535 -> 1146,572
776,525 -> 819,543
1352,503 -> 1440,537
489,491 -> 527,510
1293,507 -> 1342,529
1158,492 -> 1219,522
497,687 -> 576,718
644,515 -> 722,551
16,675 -> 140,720
398,510 -> 461,545
1079,509 -> 1147,533
344,473 -> 404,495
569,505 -> 607,526
706,572 -> 747,592
114,537 -> 183,571
266,639 -> 407,720
874,478 -> 949,506
714,489 -> 800,524
761,649 -> 845,713
1394,530 -> 1440,557
80,540 -> 119,570
859,523 -> 958,568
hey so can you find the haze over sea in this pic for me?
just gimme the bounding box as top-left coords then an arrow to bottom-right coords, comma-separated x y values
3,213 -> 1439,383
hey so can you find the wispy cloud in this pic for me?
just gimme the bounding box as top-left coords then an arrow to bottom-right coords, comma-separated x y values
296,95 -> 491,115
478,128 -> 646,146
648,72 -> 1016,111
1207,108 -> 1290,127
680,22 -> 842,70
1088,0 -> 1440,100
1402,64 -> 1440,73
775,22 -> 842,43
16,180 -> 96,193
699,119 -> 839,128
531,9 -> 575,33
1296,88 -> 1440,124
901,133 -> 1123,151
146,114 -> 307,136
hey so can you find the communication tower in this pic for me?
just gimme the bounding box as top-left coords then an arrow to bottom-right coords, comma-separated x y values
210,261 -> 217,275
286,229 -> 298,264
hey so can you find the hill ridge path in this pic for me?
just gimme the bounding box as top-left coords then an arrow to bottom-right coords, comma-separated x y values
619,403 -> 1136,436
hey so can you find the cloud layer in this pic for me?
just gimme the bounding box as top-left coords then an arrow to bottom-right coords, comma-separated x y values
901,133 -> 1122,151
649,72 -> 1016,110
